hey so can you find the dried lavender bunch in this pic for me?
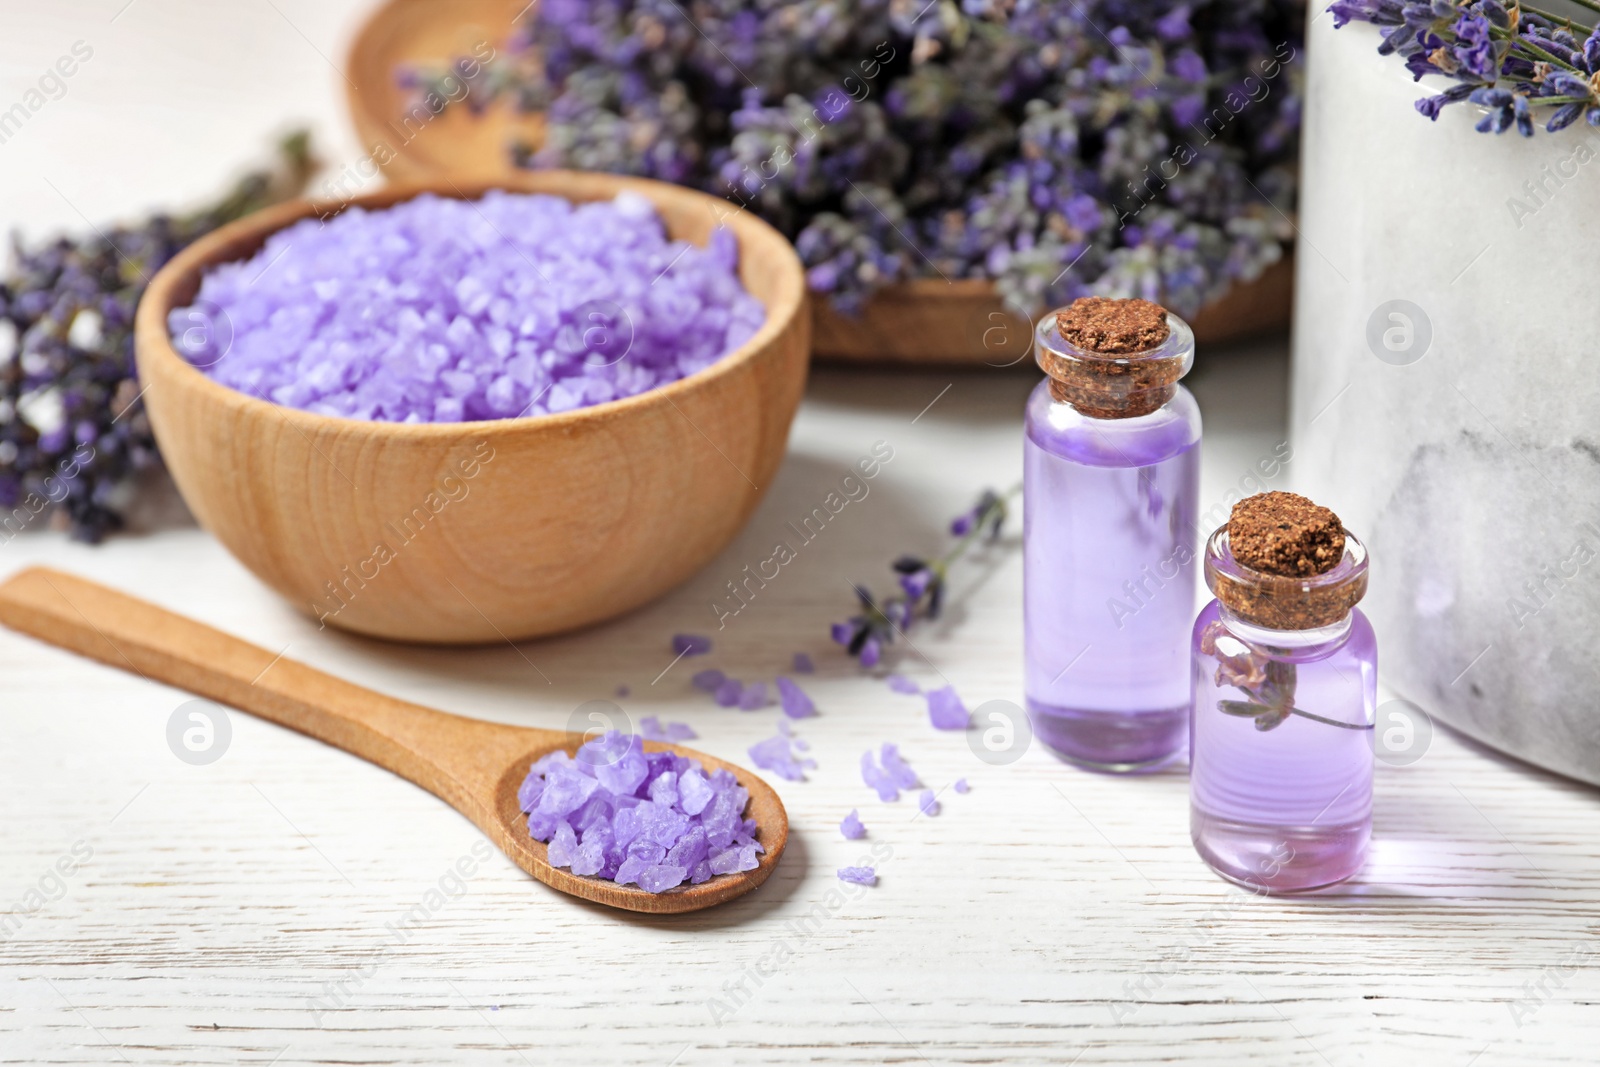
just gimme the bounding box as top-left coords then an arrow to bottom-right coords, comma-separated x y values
1331,0 -> 1600,134
0,131 -> 316,542
412,1 -> 1302,317
832,485 -> 1016,666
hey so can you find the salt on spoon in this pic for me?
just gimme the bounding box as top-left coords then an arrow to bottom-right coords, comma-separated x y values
0,567 -> 788,915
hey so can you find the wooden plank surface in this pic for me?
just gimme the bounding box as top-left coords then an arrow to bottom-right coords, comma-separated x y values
3,3 -> 1598,1064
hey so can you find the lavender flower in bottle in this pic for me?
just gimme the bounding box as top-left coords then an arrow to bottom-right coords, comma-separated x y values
1189,493 -> 1375,893
1023,297 -> 1200,772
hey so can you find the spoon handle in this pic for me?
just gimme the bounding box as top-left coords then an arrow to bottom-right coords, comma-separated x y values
0,566 -> 538,814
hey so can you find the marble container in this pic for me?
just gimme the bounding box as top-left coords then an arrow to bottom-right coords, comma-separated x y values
1291,15 -> 1600,785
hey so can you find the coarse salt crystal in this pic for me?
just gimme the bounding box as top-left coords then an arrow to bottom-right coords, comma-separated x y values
714,678 -> 744,707
837,866 -> 877,886
639,715 -> 698,742
926,685 -> 970,730
172,192 -> 763,424
691,668 -> 726,693
747,733 -> 814,782
776,676 -> 816,718
518,729 -> 756,893
673,633 -> 713,657
886,674 -> 920,695
840,809 -> 866,839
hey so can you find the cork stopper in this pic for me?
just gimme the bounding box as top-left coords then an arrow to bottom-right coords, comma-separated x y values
1035,297 -> 1191,419
1205,494 -> 1367,631
1227,492 -> 1346,577
1055,297 -> 1171,353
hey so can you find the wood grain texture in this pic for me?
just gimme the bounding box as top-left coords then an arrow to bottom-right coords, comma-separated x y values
809,261 -> 1296,364
134,172 -> 810,644
341,0 -> 1294,363
345,0 -> 544,183
0,567 -> 786,915
2,347 -> 1598,1066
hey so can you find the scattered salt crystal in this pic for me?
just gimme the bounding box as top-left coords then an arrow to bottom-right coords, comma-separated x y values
714,678 -> 744,707
776,676 -> 816,719
738,681 -> 769,710
673,634 -> 713,657
793,738 -> 809,751
879,744 -> 920,789
639,715 -> 697,742
692,668 -> 726,692
886,674 -> 920,695
792,652 -> 815,674
614,684 -> 630,698
918,789 -> 940,817
861,750 -> 899,802
519,729 -> 756,893
840,809 -> 866,840
926,685 -> 970,731
953,778 -> 970,794
174,192 -> 763,422
837,866 -> 877,886
747,733 -> 814,782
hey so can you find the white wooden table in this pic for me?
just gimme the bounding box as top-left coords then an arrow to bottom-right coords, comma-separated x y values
4,4 -> 1599,1064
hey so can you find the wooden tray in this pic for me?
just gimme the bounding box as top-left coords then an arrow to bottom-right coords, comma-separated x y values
345,0 -> 1293,359
345,0 -> 542,182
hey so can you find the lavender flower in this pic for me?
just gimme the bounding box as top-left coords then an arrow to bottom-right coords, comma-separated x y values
833,486 -> 1016,665
0,132 -> 315,541
412,2 -> 1303,317
1333,0 -> 1600,136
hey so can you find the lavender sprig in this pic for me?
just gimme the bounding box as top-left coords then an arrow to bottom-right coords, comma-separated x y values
832,485 -> 1018,666
0,132 -> 316,541
408,2 -> 1303,319
1332,0 -> 1600,134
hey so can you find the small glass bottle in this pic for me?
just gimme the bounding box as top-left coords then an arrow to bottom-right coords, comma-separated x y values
1189,524 -> 1375,892
1023,301 -> 1201,772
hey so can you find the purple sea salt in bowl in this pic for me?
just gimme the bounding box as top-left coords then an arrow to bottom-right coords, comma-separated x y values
134,173 -> 808,644
168,191 -> 766,423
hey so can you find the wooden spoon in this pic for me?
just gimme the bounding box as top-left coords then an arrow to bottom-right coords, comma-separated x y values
0,567 -> 788,914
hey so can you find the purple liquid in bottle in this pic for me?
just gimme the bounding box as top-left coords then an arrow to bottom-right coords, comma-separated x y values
1022,312 -> 1201,772
1189,527 -> 1376,892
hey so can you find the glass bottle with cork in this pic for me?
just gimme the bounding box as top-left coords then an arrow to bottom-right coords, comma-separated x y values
1023,296 -> 1201,772
1189,492 -> 1376,892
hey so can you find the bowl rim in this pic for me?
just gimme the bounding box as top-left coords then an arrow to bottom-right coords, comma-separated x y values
134,170 -> 808,439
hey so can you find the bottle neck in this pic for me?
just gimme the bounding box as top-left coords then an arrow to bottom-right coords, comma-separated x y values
1046,376 -> 1177,419
1218,603 -> 1355,660
1034,309 -> 1195,421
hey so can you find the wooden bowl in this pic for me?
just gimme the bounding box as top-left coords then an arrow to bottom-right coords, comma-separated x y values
344,0 -> 1294,361
134,172 -> 810,644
